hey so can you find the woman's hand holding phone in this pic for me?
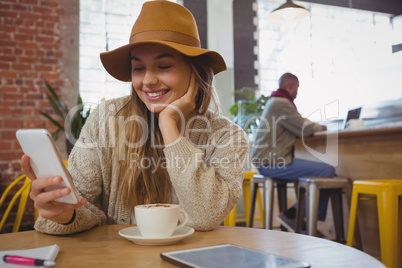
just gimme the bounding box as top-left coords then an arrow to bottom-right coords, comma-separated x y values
21,155 -> 87,224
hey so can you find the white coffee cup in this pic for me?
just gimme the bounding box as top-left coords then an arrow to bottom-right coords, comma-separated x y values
134,204 -> 188,238
345,119 -> 364,129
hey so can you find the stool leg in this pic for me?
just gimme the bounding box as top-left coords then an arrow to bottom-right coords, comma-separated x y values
224,205 -> 237,226
306,183 -> 320,236
377,192 -> 401,268
295,187 -> 305,233
249,182 -> 258,228
243,180 -> 251,228
264,178 -> 274,229
331,190 -> 346,244
277,182 -> 288,231
277,183 -> 287,212
345,184 -> 363,250
256,189 -> 264,228
293,181 -> 299,199
346,189 -> 359,247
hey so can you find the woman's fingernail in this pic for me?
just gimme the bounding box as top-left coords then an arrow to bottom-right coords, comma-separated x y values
61,188 -> 69,195
52,177 -> 60,183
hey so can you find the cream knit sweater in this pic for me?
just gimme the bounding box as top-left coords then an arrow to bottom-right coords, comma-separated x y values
34,96 -> 249,235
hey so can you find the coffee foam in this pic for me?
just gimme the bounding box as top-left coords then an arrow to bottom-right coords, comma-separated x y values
142,203 -> 172,209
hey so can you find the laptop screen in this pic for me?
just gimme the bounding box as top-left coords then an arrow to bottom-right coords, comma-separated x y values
344,107 -> 362,128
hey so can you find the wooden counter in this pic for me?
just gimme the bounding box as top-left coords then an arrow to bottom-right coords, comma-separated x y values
295,126 -> 402,180
294,125 -> 402,257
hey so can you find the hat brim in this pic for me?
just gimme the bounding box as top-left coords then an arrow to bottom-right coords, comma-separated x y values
100,41 -> 227,82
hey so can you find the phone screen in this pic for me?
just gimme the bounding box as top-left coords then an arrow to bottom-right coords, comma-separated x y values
16,129 -> 80,204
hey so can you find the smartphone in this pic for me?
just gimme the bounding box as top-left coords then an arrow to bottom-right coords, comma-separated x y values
161,244 -> 310,268
16,129 -> 80,204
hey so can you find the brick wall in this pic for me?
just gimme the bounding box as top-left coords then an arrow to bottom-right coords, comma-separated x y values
0,0 -> 79,233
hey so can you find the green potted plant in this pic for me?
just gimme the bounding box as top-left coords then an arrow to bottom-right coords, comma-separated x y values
41,81 -> 90,154
229,87 -> 269,138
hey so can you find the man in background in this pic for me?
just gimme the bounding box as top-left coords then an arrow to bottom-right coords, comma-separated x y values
251,72 -> 335,231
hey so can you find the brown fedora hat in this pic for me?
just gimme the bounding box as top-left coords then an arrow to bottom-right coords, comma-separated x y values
100,0 -> 227,82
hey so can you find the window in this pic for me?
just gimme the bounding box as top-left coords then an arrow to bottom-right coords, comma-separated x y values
79,0 -> 179,109
258,0 -> 402,122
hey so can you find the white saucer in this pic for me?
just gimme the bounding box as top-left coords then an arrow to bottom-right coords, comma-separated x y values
119,226 -> 194,246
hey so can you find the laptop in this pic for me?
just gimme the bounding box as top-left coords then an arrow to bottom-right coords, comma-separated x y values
343,107 -> 362,129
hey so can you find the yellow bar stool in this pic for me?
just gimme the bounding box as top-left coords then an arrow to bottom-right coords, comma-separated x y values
224,171 -> 264,227
347,179 -> 402,268
0,175 -> 31,232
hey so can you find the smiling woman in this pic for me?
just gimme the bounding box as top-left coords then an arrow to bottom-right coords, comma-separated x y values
21,0 -> 249,236
130,44 -> 193,114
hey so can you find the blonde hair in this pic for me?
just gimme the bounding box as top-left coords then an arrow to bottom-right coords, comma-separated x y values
113,54 -> 219,209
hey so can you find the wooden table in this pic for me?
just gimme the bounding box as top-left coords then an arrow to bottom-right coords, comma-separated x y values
0,225 -> 385,267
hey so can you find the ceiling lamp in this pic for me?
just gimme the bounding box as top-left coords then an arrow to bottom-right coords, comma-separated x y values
269,0 -> 310,22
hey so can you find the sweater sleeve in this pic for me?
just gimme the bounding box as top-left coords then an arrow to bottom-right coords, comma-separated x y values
34,104 -> 108,235
163,120 -> 249,231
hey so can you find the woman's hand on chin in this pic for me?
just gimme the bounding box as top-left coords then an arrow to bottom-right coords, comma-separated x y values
158,73 -> 198,144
